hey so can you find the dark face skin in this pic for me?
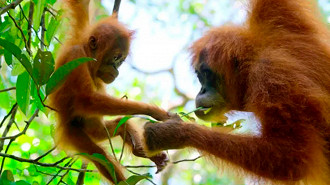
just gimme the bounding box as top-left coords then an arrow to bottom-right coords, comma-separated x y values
96,50 -> 126,84
88,35 -> 128,84
194,62 -> 228,122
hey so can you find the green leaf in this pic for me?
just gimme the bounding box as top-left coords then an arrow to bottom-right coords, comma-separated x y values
27,165 -> 38,176
33,0 -> 45,30
15,180 -> 31,185
79,153 -> 117,184
0,39 -> 34,80
0,38 -> 21,57
33,49 -> 55,85
63,176 -> 75,185
45,17 -> 60,45
118,174 -> 152,185
50,123 -> 55,139
45,57 -> 95,95
4,50 -> 12,65
11,58 -> 25,76
0,76 -> 13,109
30,80 -> 46,113
0,170 -> 15,184
16,71 -> 31,115
113,116 -> 133,136
32,181 -> 39,185
46,0 -> 56,5
0,18 -> 11,34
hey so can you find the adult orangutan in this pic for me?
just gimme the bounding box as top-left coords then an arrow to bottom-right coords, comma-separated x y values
144,0 -> 330,184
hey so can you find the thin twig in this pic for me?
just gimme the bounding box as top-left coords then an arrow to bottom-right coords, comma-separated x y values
0,152 -> 91,173
0,105 -> 18,152
7,12 -> 32,55
35,146 -> 56,161
46,4 -> 58,14
40,8 -> 46,50
129,62 -> 191,110
0,0 -> 24,15
45,7 -> 56,17
36,87 -> 57,111
0,139 -> 14,173
46,158 -> 74,185
172,156 -> 202,164
125,168 -> 156,185
0,108 -> 39,140
35,166 -> 58,176
125,156 -> 202,168
0,103 -> 17,128
19,3 -> 47,47
56,159 -> 77,185
0,87 -> 16,93
119,122 -> 127,162
104,125 -> 118,161
55,37 -> 62,45
27,2 -> 34,48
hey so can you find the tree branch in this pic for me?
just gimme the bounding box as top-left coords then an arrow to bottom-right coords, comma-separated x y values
0,87 -> 16,93
0,0 -> 24,15
112,0 -> 121,17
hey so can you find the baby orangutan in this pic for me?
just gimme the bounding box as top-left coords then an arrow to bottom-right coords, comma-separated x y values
49,0 -> 171,183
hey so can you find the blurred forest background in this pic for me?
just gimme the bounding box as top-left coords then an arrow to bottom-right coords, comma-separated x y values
0,0 -> 330,184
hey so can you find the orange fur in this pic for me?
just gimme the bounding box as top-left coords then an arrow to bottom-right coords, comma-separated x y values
49,0 -> 170,183
144,0 -> 330,184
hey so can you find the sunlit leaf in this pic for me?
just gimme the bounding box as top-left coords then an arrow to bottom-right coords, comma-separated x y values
33,0 -> 46,30
45,57 -> 95,95
113,116 -> 132,136
16,71 -> 31,115
46,0 -> 56,5
45,17 -> 60,45
63,175 -> 75,185
0,0 -> 5,7
0,76 -> 14,109
203,108 -> 212,114
118,174 -> 152,185
11,58 -> 25,76
132,115 -> 157,123
0,18 -> 11,35
50,123 -> 55,139
33,49 -> 55,85
27,165 -> 38,176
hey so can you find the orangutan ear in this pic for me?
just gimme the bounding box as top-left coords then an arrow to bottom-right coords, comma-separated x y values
89,36 -> 98,50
